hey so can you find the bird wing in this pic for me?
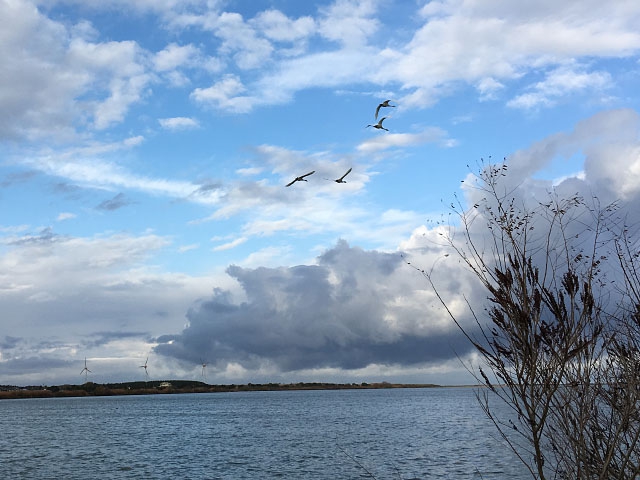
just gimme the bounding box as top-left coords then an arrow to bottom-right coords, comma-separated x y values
300,171 -> 315,178
378,117 -> 387,125
339,167 -> 352,180
375,103 -> 382,120
285,178 -> 297,187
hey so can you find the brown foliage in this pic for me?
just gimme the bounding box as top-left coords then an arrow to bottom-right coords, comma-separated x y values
419,162 -> 640,479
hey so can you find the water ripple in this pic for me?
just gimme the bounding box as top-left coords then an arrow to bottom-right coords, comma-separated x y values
0,388 -> 530,479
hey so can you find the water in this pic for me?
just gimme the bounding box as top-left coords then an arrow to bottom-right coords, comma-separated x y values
0,387 -> 530,479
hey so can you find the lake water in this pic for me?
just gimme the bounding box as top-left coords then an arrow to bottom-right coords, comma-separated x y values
0,387 -> 530,479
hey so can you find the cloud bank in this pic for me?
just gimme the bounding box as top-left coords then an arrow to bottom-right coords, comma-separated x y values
155,239 -> 476,374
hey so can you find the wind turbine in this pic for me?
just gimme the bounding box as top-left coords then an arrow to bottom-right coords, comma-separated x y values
139,356 -> 149,379
200,361 -> 207,381
286,170 -> 315,187
80,357 -> 92,382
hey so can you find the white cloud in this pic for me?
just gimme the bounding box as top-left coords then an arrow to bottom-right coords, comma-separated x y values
236,167 -> 264,176
251,9 -> 315,43
378,1 -> 640,109
191,74 -> 254,113
56,212 -> 77,221
0,0 -> 84,140
178,243 -> 199,253
67,38 -> 150,129
508,65 -> 613,110
317,0 -> 379,47
214,11 -> 275,70
237,245 -> 293,268
212,237 -> 247,251
357,127 -> 455,153
158,117 -> 200,130
21,152 -> 218,203
0,1 -> 151,139
490,108 -> 640,204
153,43 -> 199,72
17,0 -> 640,124
476,77 -> 504,100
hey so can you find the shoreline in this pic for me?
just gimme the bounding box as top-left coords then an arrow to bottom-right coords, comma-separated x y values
0,380 -> 468,400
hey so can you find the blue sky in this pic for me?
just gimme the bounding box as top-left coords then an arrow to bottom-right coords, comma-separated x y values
2,0 -> 640,386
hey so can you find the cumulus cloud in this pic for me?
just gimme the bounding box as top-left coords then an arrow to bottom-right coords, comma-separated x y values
155,239 -> 475,372
381,0 -> 640,109
153,43 -> 199,72
6,0 -> 640,129
191,74 -> 254,113
483,108 -> 640,206
183,0 -> 640,113
317,0 -> 379,47
152,43 -> 213,86
251,9 -> 315,43
0,0 -> 150,139
67,38 -> 150,129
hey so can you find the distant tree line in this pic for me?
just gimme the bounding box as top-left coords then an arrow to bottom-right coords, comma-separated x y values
0,381 -> 440,400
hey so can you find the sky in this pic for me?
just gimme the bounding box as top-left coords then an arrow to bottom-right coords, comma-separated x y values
2,0 -> 640,386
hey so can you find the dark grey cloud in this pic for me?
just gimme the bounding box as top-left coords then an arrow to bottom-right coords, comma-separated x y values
0,335 -> 22,350
0,356 -> 75,377
95,192 -> 132,211
48,181 -> 88,202
3,227 -> 60,246
82,331 -> 149,348
155,240 -> 475,372
191,181 -> 223,196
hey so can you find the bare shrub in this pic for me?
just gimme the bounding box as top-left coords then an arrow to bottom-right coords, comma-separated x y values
413,162 -> 640,479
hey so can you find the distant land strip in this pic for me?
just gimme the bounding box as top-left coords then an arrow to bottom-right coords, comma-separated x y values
0,381 -> 444,400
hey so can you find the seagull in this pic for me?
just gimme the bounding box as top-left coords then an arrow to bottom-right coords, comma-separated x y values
80,357 -> 92,381
334,167 -> 352,183
375,100 -> 396,120
286,170 -> 315,187
366,117 -> 389,131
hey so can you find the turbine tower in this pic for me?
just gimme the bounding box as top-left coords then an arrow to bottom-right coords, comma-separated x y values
80,357 -> 92,382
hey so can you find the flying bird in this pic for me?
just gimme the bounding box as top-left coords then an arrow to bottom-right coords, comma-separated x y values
334,167 -> 352,183
375,100 -> 395,120
286,171 -> 315,187
366,117 -> 389,131
80,357 -> 92,381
